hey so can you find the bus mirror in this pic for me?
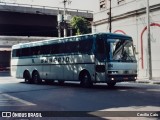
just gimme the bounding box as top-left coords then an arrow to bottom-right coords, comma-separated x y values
133,46 -> 138,54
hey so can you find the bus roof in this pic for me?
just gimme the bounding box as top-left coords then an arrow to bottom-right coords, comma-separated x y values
12,32 -> 132,49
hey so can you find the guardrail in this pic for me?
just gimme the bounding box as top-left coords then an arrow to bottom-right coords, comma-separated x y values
0,1 -> 93,13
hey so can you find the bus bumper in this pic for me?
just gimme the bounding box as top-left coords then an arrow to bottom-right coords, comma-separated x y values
107,74 -> 137,82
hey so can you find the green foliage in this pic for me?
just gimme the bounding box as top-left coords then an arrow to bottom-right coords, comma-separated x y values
70,16 -> 90,35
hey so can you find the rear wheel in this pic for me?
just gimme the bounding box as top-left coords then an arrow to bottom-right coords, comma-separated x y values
32,71 -> 42,84
80,71 -> 93,88
24,71 -> 32,84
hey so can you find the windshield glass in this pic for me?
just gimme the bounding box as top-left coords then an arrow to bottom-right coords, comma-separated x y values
109,39 -> 136,62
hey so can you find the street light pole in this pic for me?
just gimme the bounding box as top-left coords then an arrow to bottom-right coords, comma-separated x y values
146,0 -> 152,80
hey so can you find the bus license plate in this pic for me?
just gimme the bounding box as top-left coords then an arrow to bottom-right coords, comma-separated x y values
123,77 -> 128,80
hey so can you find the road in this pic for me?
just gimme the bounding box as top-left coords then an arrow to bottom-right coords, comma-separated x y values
0,75 -> 160,120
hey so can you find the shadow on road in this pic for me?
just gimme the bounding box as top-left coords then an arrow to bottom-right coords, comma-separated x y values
0,79 -> 159,119
20,80 -> 137,90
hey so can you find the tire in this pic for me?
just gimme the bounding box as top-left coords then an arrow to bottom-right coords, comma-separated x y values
107,82 -> 116,87
24,71 -> 32,84
80,71 -> 93,88
32,71 -> 42,84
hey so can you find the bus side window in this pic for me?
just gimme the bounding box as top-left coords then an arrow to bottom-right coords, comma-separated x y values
41,45 -> 50,55
51,44 -> 63,54
59,43 -> 65,54
12,49 -> 16,57
16,49 -> 21,57
79,40 -> 93,54
65,41 -> 79,54
21,48 -> 30,56
31,46 -> 40,56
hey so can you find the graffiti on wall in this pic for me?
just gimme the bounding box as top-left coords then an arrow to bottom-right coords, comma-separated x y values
140,23 -> 160,69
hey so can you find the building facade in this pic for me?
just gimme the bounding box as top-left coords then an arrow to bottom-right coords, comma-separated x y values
93,0 -> 160,79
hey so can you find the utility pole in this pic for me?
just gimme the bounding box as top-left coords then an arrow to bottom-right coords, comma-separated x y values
58,22 -> 61,38
109,0 -> 112,33
63,0 -> 67,37
146,0 -> 152,80
62,0 -> 72,37
57,13 -> 62,38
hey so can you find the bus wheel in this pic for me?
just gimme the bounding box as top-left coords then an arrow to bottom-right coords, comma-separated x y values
107,82 -> 116,87
24,71 -> 32,84
80,71 -> 93,88
32,71 -> 42,84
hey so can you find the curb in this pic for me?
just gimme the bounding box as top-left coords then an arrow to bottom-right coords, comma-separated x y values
136,80 -> 160,85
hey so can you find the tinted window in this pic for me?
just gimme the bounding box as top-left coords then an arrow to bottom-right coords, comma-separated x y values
41,45 -> 50,55
12,36 -> 94,57
21,48 -> 30,56
50,43 -> 65,54
12,49 -> 16,57
31,46 -> 41,55
65,41 -> 79,54
16,49 -> 21,57
79,40 -> 93,54
12,49 -> 21,57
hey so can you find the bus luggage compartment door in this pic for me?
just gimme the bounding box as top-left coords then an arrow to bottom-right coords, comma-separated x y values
95,62 -> 106,82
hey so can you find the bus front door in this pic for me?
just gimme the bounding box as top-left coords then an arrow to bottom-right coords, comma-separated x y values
95,36 -> 107,82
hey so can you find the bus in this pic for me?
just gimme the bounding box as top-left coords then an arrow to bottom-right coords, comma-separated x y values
11,33 -> 137,87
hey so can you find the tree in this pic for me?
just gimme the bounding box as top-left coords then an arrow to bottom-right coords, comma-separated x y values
70,16 -> 90,35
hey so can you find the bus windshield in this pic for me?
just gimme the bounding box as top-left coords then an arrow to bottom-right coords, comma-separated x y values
108,39 -> 136,62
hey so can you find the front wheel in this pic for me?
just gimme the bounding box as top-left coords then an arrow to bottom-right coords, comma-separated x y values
32,71 -> 42,84
107,82 -> 116,87
80,72 -> 93,88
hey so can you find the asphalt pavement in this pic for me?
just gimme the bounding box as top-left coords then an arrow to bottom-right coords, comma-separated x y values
0,71 -> 160,120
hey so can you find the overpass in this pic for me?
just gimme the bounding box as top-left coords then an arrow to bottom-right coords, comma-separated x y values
0,2 -> 93,37
0,2 -> 93,71
0,36 -> 53,71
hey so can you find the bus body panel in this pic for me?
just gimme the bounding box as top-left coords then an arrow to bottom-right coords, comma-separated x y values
108,62 -> 137,71
11,57 -> 43,79
11,54 -> 96,82
106,62 -> 137,82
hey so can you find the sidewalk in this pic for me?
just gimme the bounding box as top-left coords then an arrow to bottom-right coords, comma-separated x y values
136,78 -> 160,85
0,71 -> 10,76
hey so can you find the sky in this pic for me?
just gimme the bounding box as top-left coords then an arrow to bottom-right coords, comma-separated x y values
1,0 -> 100,12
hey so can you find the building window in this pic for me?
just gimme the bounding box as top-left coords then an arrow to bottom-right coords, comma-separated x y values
117,0 -> 125,5
99,0 -> 107,10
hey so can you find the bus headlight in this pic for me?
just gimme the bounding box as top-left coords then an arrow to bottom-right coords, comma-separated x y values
111,78 -> 115,80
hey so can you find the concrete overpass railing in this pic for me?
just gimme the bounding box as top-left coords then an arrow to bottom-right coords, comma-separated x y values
0,1 -> 93,18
